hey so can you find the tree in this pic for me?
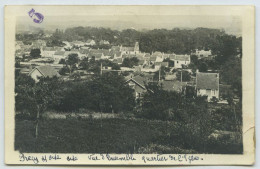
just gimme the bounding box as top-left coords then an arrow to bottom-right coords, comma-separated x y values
190,55 -> 198,65
15,76 -> 63,138
88,73 -> 135,113
59,58 -> 66,65
30,48 -> 41,58
66,54 -> 79,74
59,66 -> 69,75
185,86 -> 196,98
121,57 -> 139,68
220,57 -> 242,100
15,71 -> 35,115
141,83 -> 182,120
163,58 -> 174,67
153,66 -> 167,81
176,71 -> 191,82
198,62 -> 208,72
57,73 -> 135,113
212,35 -> 241,67
79,57 -> 89,70
111,63 -> 120,70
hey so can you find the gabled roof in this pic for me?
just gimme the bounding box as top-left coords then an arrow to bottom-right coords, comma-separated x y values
149,56 -> 157,61
90,53 -> 103,59
155,61 -> 169,67
113,58 -> 123,64
136,53 -> 145,58
144,53 -> 151,58
115,51 -> 122,57
155,57 -> 164,62
169,54 -> 175,60
138,59 -> 145,65
125,75 -> 148,90
196,72 -> 219,90
29,65 -> 60,78
54,51 -> 65,55
160,81 -> 187,92
86,39 -> 95,43
122,54 -> 136,58
79,49 -> 90,54
121,47 -> 135,52
175,55 -> 190,61
100,49 -> 110,56
152,52 -> 163,56
43,47 -> 56,51
111,46 -> 120,51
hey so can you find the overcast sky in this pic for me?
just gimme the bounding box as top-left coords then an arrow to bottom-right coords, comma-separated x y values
17,15 -> 242,36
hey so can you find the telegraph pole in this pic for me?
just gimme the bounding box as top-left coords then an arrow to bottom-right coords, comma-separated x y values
100,62 -> 102,75
159,66 -> 161,82
180,70 -> 183,92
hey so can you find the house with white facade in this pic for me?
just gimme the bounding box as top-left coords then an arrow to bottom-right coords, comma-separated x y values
41,47 -> 56,58
120,42 -> 140,55
194,49 -> 212,59
86,39 -> 96,46
169,54 -> 190,68
53,51 -> 66,64
196,72 -> 219,101
29,65 -> 60,82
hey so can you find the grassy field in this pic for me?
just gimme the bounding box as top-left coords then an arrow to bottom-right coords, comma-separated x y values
15,117 -> 242,154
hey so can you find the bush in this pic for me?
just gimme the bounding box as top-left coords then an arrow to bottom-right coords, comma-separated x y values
176,70 -> 191,82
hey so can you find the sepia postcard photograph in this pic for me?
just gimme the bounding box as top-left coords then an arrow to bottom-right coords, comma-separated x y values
4,5 -> 255,165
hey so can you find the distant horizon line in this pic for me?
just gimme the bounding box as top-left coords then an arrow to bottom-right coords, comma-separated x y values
16,26 -> 241,36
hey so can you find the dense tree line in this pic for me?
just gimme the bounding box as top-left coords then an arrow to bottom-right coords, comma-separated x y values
16,27 -> 241,55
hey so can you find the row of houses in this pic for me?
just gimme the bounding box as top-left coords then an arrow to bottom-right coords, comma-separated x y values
125,71 -> 219,102
39,42 -> 191,69
17,40 -> 216,71
27,64 -> 219,102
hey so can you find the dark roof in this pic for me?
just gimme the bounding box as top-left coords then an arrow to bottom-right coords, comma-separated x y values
30,65 -> 60,78
138,59 -> 145,65
125,75 -> 148,89
196,72 -> 219,90
160,81 -> 187,92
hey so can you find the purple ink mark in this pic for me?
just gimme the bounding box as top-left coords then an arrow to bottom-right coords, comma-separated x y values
28,8 -> 44,24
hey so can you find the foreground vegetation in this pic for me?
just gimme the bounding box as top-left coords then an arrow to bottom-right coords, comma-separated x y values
15,117 -> 242,154
15,27 -> 243,154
